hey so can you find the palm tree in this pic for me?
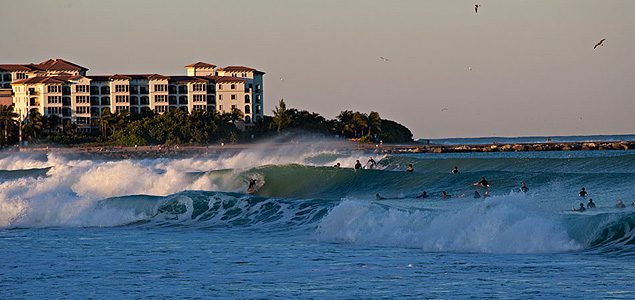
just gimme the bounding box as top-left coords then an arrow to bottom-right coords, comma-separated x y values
228,107 -> 244,124
22,110 -> 43,139
352,112 -> 368,138
0,104 -> 18,142
366,111 -> 382,137
336,110 -> 354,137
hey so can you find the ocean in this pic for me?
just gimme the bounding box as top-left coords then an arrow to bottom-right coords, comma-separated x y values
1,138 -> 633,299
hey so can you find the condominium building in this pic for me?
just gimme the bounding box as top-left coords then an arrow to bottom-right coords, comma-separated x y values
1,59 -> 264,132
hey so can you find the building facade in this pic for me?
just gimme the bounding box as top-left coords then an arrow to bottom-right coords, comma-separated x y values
1,59 -> 264,132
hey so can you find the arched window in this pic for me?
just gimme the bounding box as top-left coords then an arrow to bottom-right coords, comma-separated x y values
245,116 -> 251,123
101,97 -> 110,106
244,95 -> 250,103
244,105 -> 251,114
101,86 -> 110,94
255,105 -> 261,114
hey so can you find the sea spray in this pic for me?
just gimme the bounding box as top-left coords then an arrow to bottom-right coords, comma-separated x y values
316,198 -> 582,254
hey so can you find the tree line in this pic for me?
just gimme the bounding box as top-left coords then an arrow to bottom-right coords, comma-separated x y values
0,101 -> 413,147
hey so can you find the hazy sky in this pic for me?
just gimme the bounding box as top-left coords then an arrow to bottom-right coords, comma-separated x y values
1,0 -> 633,138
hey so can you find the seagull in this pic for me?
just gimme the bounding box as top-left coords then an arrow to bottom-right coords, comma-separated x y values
468,66 -> 473,71
594,38 -> 605,49
280,77 -> 284,81
441,108 -> 448,112
380,57 -> 390,62
475,4 -> 481,13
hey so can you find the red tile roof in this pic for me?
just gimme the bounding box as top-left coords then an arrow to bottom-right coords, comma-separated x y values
200,76 -> 247,83
36,59 -> 88,71
185,62 -> 217,68
0,64 -> 32,72
109,74 -> 132,80
169,76 -> 208,83
11,77 -> 68,85
217,66 -> 265,74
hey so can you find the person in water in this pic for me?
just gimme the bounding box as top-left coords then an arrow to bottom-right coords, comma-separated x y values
415,191 -> 428,198
616,199 -> 626,208
333,162 -> 341,168
248,179 -> 257,193
483,191 -> 490,198
587,199 -> 596,209
367,157 -> 376,169
355,160 -> 362,170
376,193 -> 386,200
406,164 -> 414,172
573,203 -> 586,212
474,177 -> 490,187
520,182 -> 529,193
452,166 -> 459,174
442,191 -> 451,198
474,191 -> 481,198
579,187 -> 588,197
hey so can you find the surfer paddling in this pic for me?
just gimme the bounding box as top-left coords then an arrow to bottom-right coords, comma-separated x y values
474,177 -> 490,188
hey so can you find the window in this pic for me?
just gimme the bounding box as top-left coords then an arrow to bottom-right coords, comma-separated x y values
140,96 -> 149,105
140,86 -> 148,94
245,105 -> 251,114
154,95 -> 167,102
101,97 -> 110,105
91,97 -> 99,105
131,96 -> 139,105
256,94 -> 261,103
48,85 -> 61,93
255,105 -> 261,114
244,95 -> 250,103
179,96 -> 188,104
115,95 -> 129,103
245,116 -> 251,123
47,96 -> 61,104
193,105 -> 206,111
230,84 -> 236,90
218,94 -> 223,100
154,84 -> 167,92
75,85 -> 89,93
207,95 -> 215,104
47,107 -> 62,115
115,106 -> 128,113
76,106 -> 89,114
16,73 -> 26,80
115,85 -> 129,93
3,74 -> 11,81
101,86 -> 110,94
76,96 -> 89,104
218,84 -> 222,90
193,83 -> 206,91
193,95 -> 205,102
155,105 -> 168,113
231,105 -> 236,110
76,117 -> 90,124
231,94 -> 236,100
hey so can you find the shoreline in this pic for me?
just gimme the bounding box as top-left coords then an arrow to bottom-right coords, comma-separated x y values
5,139 -> 634,159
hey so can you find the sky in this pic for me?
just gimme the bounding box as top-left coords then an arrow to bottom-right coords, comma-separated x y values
1,0 -> 633,139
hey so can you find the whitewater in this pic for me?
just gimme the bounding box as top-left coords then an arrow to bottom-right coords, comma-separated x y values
1,139 -> 633,299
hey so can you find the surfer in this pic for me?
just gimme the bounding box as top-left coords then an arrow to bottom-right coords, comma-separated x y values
483,191 -> 490,198
579,187 -> 588,197
452,166 -> 459,174
442,191 -> 451,198
333,162 -> 341,168
474,177 -> 490,187
406,164 -> 414,172
615,199 -> 625,208
474,191 -> 481,198
247,179 -> 257,193
587,199 -> 596,208
573,203 -> 586,212
367,157 -> 376,169
415,191 -> 428,198
520,182 -> 529,193
354,160 -> 362,170
376,193 -> 386,200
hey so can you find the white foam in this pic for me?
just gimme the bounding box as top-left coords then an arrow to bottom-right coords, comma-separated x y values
316,198 -> 582,254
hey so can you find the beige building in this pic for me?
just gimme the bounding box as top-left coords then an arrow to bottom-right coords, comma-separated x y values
2,59 -> 264,132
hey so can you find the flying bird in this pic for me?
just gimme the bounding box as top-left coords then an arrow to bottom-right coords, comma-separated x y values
441,108 -> 448,112
594,38 -> 605,49
380,57 -> 390,62
468,66 -> 473,71
475,4 -> 481,13
280,77 -> 284,81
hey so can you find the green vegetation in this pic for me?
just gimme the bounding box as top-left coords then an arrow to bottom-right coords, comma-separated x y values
0,101 -> 413,147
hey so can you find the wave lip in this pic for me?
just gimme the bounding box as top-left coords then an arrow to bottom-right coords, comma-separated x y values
316,199 -> 583,254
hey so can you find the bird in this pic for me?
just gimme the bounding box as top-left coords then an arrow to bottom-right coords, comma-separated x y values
441,108 -> 448,112
380,57 -> 390,62
594,38 -> 605,49
475,4 -> 481,13
280,77 -> 284,81
468,66 -> 473,71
